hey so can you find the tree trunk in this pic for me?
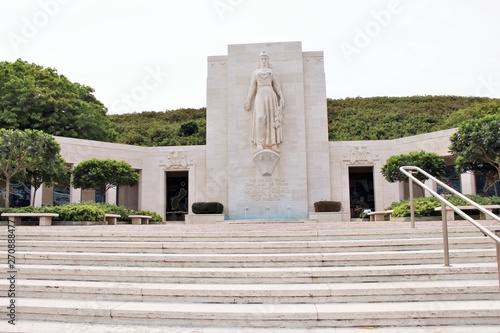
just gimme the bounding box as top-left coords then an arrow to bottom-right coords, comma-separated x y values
4,177 -> 10,208
100,186 -> 107,203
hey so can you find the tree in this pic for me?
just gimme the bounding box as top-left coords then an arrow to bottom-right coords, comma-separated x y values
0,129 -> 64,207
449,114 -> 500,195
71,158 -> 139,203
25,154 -> 70,206
381,150 -> 446,183
0,59 -> 116,141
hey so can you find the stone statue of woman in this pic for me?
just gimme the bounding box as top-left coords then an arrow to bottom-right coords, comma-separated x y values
244,51 -> 285,153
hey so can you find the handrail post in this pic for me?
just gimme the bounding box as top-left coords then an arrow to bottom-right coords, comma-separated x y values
441,201 -> 450,267
496,230 -> 500,290
409,177 -> 415,228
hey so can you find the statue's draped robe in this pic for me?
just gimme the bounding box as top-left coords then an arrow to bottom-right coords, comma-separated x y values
250,69 -> 283,147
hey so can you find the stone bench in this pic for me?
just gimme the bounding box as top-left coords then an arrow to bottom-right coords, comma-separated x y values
367,210 -> 394,222
128,215 -> 152,225
105,214 -> 121,225
1,213 -> 59,226
434,205 -> 500,220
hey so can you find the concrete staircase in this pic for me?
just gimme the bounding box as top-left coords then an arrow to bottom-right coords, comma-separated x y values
1,220 -> 500,332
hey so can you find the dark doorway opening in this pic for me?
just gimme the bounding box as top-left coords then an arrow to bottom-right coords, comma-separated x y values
349,166 -> 375,218
166,171 -> 188,221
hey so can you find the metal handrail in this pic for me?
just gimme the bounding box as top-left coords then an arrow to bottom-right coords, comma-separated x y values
399,166 -> 500,289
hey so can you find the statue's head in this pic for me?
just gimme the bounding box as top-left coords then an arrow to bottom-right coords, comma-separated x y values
258,50 -> 271,68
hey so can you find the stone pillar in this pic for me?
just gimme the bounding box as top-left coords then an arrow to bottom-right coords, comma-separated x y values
461,172 -> 476,195
303,51 -> 332,211
106,187 -> 117,205
70,186 -> 81,204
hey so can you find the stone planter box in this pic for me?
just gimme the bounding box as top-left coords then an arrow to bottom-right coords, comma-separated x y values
309,212 -> 350,222
184,214 -> 226,224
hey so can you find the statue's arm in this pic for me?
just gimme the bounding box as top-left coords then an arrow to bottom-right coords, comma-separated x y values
244,71 -> 257,111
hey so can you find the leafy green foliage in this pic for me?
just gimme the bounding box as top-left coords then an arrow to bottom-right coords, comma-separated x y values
131,209 -> 163,222
42,203 -> 107,222
71,158 -> 139,202
327,96 -> 492,141
110,109 -> 206,146
442,99 -> 500,128
390,197 -> 440,217
388,195 -> 500,217
0,59 -> 115,141
76,202 -> 163,222
449,114 -> 500,195
381,151 -> 446,183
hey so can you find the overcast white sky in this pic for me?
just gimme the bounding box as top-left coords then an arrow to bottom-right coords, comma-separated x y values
1,0 -> 499,114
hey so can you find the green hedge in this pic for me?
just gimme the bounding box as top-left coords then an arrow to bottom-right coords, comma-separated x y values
386,195 -> 500,217
192,202 -> 224,214
314,201 -> 342,212
131,209 -> 163,222
0,202 -> 163,222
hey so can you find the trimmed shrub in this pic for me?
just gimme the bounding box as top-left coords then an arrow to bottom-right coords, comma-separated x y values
81,202 -> 132,221
40,204 -> 106,222
387,195 -> 500,217
391,197 -> 440,218
192,202 -> 224,214
314,201 -> 342,212
131,209 -> 163,222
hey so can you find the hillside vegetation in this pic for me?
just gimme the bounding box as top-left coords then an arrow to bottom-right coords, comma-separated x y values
327,96 -> 492,141
109,96 -> 497,146
110,108 -> 206,146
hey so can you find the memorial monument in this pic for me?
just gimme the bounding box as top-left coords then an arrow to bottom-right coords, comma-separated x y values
32,41 -> 463,222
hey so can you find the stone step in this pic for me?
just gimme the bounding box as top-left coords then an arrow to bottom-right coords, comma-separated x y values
3,223 -> 499,330
14,248 -> 498,267
14,263 -> 499,283
7,321 -> 500,333
1,223 -> 497,242
9,236 -> 496,254
10,298 -> 500,327
3,279 -> 499,303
